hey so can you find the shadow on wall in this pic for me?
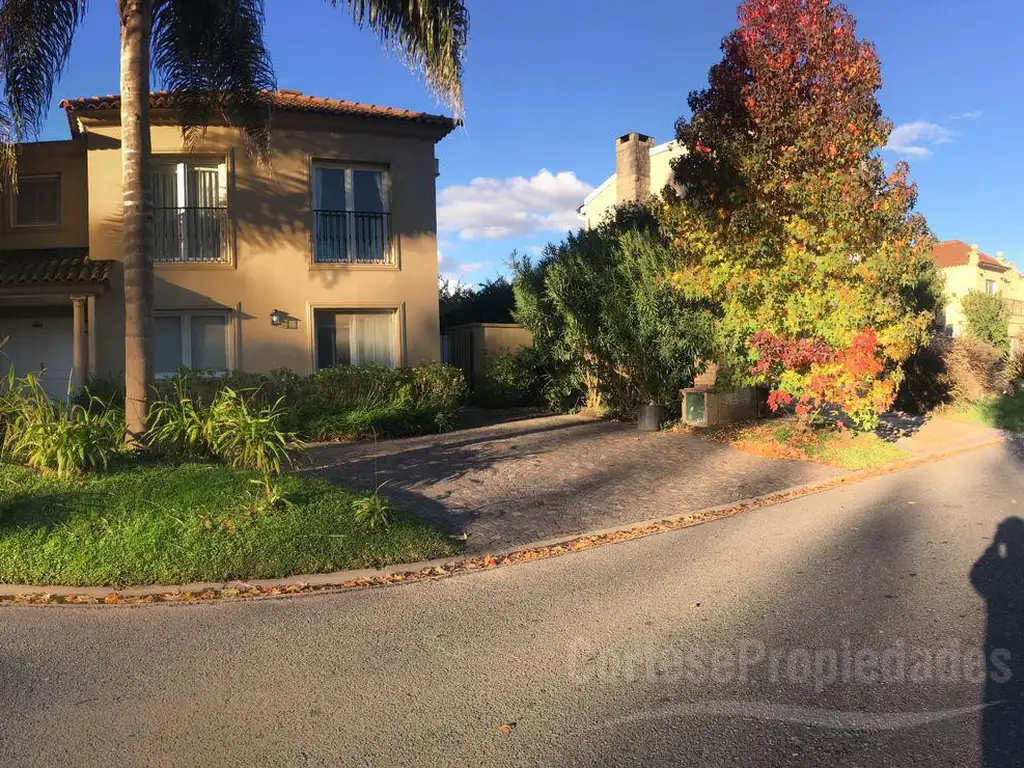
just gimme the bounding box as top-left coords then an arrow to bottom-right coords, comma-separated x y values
231,131 -> 440,292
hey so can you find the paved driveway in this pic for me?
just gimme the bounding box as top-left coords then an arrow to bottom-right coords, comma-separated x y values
306,414 -> 843,553
3,445 -> 1022,767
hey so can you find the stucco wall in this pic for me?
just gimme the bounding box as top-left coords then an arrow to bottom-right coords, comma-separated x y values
0,140 -> 89,251
80,111 -> 443,376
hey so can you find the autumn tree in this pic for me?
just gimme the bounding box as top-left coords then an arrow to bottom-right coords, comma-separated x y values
666,0 -> 942,428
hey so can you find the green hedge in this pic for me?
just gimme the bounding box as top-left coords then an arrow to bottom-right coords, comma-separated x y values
82,361 -> 468,442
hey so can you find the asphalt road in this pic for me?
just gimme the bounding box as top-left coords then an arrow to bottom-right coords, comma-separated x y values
2,443 -> 1023,767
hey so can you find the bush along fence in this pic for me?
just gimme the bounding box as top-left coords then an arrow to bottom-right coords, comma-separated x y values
2,361 -> 468,482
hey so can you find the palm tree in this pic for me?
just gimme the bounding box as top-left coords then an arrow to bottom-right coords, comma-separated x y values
0,0 -> 468,446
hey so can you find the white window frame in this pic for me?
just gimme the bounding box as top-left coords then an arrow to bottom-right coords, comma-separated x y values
10,174 -> 62,228
985,279 -> 998,296
154,310 -> 235,378
311,162 -> 392,264
152,158 -> 229,263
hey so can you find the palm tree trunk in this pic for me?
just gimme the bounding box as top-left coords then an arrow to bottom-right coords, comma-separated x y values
118,0 -> 154,448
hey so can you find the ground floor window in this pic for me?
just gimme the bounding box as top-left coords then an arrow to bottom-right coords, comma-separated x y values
314,309 -> 396,369
155,312 -> 231,376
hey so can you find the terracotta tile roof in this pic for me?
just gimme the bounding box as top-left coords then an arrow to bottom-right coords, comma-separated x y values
60,90 -> 456,133
931,239 -> 1007,271
0,249 -> 113,287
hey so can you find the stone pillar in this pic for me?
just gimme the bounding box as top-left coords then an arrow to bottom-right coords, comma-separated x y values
615,132 -> 654,205
87,296 -> 98,379
71,295 -> 88,392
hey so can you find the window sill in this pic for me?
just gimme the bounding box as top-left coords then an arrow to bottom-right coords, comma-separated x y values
308,261 -> 399,271
154,261 -> 236,270
8,222 -> 62,230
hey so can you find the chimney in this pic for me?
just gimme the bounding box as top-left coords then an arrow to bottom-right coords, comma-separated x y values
615,132 -> 654,204
969,244 -> 980,266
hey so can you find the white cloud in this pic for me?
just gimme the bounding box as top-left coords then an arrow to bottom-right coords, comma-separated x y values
952,110 -> 984,120
458,261 -> 487,274
883,121 -> 955,159
438,169 -> 593,240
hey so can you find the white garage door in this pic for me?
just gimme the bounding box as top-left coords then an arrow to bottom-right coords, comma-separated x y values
0,316 -> 74,399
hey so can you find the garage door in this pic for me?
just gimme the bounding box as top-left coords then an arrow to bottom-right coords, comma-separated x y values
0,316 -> 74,399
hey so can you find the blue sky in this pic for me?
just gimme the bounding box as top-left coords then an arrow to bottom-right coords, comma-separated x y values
34,0 -> 1022,283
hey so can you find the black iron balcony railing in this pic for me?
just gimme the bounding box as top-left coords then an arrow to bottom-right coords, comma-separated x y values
153,206 -> 229,263
313,210 -> 392,264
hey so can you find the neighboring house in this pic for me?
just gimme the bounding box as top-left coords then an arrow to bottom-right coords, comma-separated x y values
577,132 -> 686,228
931,239 -> 1024,345
0,90 -> 455,397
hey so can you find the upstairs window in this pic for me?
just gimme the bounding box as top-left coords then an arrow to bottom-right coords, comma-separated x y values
312,164 -> 391,264
986,279 -> 998,296
152,160 -> 228,263
12,174 -> 61,227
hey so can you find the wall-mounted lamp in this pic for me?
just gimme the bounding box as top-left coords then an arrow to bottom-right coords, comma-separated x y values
270,309 -> 286,327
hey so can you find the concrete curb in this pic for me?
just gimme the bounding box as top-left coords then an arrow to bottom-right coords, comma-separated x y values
0,434 -> 1009,606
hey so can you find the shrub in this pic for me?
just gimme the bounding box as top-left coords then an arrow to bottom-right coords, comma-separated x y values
946,335 -> 1004,404
206,388 -> 295,501
749,329 -> 897,431
148,362 -> 467,442
352,493 -> 392,530
1003,344 -> 1024,393
148,378 -> 215,459
473,346 -> 542,407
895,336 -> 952,413
2,373 -> 123,478
961,290 -> 1010,353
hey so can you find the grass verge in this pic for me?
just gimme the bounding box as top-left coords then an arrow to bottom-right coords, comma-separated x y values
941,392 -> 1024,433
699,419 -> 909,470
0,462 -> 457,587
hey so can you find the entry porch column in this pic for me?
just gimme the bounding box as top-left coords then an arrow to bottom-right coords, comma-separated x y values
71,295 -> 89,392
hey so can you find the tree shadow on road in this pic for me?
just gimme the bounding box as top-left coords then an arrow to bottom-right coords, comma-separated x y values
971,516 -> 1024,768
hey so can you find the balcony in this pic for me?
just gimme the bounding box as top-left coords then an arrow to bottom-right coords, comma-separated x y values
313,210 -> 392,265
153,206 -> 229,264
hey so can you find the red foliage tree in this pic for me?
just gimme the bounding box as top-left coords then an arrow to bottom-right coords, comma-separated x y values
666,0 -> 941,428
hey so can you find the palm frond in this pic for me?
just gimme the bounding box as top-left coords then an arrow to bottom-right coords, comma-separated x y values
329,0 -> 469,118
152,0 -> 276,161
0,0 -> 83,191
0,100 -> 14,191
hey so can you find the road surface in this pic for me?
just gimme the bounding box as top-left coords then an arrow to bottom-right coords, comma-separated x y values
2,443 -> 1022,767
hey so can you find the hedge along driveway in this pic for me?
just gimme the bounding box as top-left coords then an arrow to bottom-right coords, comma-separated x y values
306,414 -> 845,554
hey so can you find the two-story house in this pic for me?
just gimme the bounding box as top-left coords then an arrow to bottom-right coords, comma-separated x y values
931,239 -> 1024,347
0,90 -> 455,396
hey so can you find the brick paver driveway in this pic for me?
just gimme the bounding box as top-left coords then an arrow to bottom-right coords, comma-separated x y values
305,414 -> 844,554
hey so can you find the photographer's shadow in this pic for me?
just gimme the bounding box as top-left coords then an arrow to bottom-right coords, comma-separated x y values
971,517 -> 1024,767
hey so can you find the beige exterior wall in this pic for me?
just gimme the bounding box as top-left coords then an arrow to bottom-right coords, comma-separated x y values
579,141 -> 686,228
940,257 -> 1024,344
74,110 -> 444,376
0,140 -> 89,250
445,322 -> 532,384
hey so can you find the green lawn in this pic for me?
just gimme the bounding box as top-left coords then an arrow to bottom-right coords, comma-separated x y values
0,462 -> 457,587
944,391 -> 1024,433
703,419 -> 909,470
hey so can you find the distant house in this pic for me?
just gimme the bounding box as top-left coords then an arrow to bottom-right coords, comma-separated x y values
577,132 -> 686,228
0,90 -> 455,397
931,239 -> 1024,345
